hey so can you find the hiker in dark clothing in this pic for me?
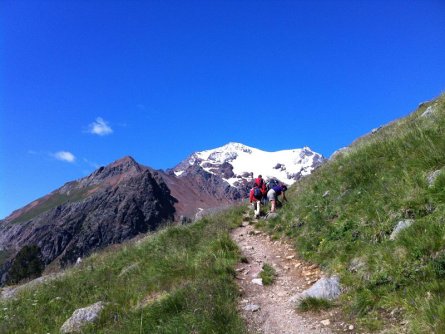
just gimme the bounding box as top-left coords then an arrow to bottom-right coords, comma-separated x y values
267,184 -> 287,213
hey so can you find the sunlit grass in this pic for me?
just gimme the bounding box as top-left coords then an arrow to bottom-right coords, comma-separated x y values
260,94 -> 445,332
0,205 -> 247,333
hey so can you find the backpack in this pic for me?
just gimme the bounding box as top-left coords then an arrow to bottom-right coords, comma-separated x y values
253,187 -> 262,199
266,179 -> 280,191
254,177 -> 264,188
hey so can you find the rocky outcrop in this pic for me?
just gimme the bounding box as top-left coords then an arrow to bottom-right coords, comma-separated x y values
0,157 -> 176,285
290,276 -> 341,305
163,164 -> 244,219
60,301 -> 106,333
389,219 -> 415,240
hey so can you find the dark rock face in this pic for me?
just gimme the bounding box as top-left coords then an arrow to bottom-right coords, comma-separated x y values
0,157 -> 176,285
163,163 -> 245,220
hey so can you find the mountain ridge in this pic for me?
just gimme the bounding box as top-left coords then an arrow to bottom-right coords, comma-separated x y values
172,142 -> 325,186
0,143 -> 324,285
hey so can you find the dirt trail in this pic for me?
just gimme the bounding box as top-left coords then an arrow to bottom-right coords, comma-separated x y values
231,213 -> 348,334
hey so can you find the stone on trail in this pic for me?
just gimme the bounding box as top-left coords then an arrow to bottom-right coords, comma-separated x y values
320,319 -> 331,326
243,303 -> 260,312
252,278 -> 263,286
290,276 -> 341,304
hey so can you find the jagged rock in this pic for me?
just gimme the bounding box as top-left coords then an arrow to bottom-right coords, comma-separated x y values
390,219 -> 415,240
179,215 -> 192,225
264,212 -> 278,220
60,301 -> 106,333
290,276 -> 341,304
329,147 -> 350,160
421,105 -> 436,117
371,126 -> 382,134
427,169 -> 442,187
0,273 -> 63,301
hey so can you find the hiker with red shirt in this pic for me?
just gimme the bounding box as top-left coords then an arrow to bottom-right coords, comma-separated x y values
250,175 -> 265,218
254,175 -> 267,199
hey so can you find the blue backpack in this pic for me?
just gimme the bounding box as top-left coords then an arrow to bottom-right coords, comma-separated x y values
253,187 -> 262,199
266,179 -> 280,191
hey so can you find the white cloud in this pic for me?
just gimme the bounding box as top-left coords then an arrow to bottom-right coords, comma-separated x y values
53,151 -> 76,163
87,117 -> 113,136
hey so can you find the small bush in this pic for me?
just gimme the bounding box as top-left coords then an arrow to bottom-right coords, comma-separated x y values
297,297 -> 334,312
260,263 -> 276,285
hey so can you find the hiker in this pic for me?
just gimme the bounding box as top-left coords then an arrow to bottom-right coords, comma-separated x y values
254,174 -> 264,188
250,184 -> 263,218
267,183 -> 288,213
254,174 -> 267,202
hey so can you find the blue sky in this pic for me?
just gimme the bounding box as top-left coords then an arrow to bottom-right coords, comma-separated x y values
1,0 -> 444,219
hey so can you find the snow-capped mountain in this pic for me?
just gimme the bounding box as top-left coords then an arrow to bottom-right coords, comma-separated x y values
173,142 -> 325,187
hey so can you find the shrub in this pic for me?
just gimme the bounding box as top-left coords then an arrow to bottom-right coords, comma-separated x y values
7,245 -> 44,284
297,297 -> 334,312
259,263 -> 276,285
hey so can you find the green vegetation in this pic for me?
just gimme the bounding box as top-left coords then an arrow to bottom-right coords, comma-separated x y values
259,263 -> 277,285
10,186 -> 95,224
3,95 -> 445,333
258,94 -> 445,332
297,297 -> 335,312
7,245 -> 44,285
0,205 -> 247,333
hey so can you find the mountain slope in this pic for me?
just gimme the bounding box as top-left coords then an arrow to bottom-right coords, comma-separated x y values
0,157 -> 176,285
0,206 -> 247,334
0,143 -> 324,285
256,93 -> 445,332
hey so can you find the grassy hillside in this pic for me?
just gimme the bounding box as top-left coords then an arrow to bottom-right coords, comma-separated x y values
2,94 -> 445,333
0,206 -> 247,333
258,93 -> 445,332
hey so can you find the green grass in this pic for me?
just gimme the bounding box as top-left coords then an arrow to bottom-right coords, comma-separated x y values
10,186 -> 95,224
297,297 -> 335,312
259,263 -> 276,285
0,205 -> 247,333
258,94 -> 445,332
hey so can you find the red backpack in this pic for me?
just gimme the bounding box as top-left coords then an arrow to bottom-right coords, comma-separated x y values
254,177 -> 264,188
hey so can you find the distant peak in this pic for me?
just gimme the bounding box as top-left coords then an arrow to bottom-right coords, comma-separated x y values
220,142 -> 253,152
224,142 -> 248,148
86,156 -> 143,182
110,156 -> 137,167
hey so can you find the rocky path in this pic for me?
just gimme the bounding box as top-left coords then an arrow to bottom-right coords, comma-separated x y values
231,213 -> 349,334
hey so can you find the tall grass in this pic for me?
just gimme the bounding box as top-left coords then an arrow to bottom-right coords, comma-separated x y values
260,94 -> 445,332
0,205 -> 247,333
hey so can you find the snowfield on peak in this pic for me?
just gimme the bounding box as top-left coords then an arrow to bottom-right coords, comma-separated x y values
174,142 -> 325,186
